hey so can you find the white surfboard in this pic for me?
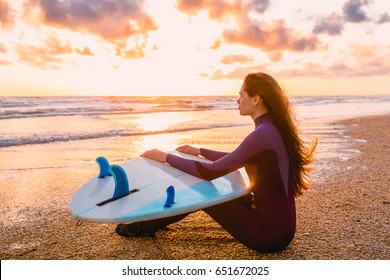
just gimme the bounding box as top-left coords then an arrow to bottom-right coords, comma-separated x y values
70,151 -> 250,224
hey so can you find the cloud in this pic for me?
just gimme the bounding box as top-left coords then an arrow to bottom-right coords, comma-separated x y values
376,13 -> 390,24
115,41 -> 145,59
0,42 -> 11,65
75,47 -> 94,56
24,0 -> 158,59
0,0 -> 14,28
16,35 -> 73,69
312,0 -> 389,36
267,51 -> 283,62
205,43 -> 390,80
249,0 -> 270,14
175,0 -> 204,16
223,19 -> 319,53
0,42 -> 7,53
313,13 -> 344,35
211,39 -> 221,50
0,59 -> 11,65
176,0 -> 270,21
27,0 -> 157,40
342,0 -> 371,23
288,44 -> 390,77
177,0 -> 319,60
201,60 -> 270,81
176,0 -> 248,21
201,64 -> 268,80
349,43 -> 390,68
221,54 -> 253,64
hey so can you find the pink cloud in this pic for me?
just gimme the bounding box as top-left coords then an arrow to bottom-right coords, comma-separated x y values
0,0 -> 15,28
16,35 -> 72,69
205,43 -> 390,80
221,54 -> 253,64
223,19 -> 319,53
211,39 -> 221,50
0,42 -> 7,53
176,0 -> 250,21
25,0 -> 157,40
24,0 -> 158,59
177,0 -> 319,60
75,47 -> 94,56
201,65 -> 269,80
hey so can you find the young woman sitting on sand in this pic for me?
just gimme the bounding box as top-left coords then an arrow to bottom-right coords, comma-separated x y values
115,72 -> 317,252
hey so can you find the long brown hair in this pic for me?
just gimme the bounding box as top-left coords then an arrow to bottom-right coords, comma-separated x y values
244,72 -> 317,197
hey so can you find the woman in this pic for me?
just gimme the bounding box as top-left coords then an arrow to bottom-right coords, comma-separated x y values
116,72 -> 317,252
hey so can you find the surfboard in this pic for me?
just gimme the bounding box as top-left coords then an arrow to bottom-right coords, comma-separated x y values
70,151 -> 250,224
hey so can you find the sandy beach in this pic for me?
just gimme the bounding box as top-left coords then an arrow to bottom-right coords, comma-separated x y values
0,114 -> 389,260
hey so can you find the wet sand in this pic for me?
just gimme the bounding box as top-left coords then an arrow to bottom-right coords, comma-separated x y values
0,114 -> 389,260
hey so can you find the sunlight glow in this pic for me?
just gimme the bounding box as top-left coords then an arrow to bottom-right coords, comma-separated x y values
0,0 -> 389,96
132,112 -> 193,132
137,134 -> 181,152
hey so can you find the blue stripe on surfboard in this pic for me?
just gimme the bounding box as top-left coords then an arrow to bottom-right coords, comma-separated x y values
75,205 -> 98,218
74,171 -> 187,218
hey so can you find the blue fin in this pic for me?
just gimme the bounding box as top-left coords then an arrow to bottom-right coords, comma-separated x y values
96,157 -> 112,178
109,165 -> 130,200
164,185 -> 175,208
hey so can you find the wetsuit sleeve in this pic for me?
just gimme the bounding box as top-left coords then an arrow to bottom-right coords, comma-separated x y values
200,148 -> 228,161
167,128 -> 270,181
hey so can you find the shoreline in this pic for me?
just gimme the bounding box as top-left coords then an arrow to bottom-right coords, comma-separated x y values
0,113 -> 389,260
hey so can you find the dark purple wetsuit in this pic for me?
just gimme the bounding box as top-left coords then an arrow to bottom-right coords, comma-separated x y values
148,113 -> 295,252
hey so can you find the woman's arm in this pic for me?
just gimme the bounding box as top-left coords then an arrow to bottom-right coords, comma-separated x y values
176,145 -> 228,161
166,129 -> 267,181
200,148 -> 229,161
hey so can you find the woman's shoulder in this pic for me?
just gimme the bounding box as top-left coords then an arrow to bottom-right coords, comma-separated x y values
254,122 -> 279,134
250,122 -> 282,143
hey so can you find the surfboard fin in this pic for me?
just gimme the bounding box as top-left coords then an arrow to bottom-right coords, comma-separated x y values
164,185 -> 175,208
96,165 -> 140,207
109,165 -> 130,200
96,157 -> 112,178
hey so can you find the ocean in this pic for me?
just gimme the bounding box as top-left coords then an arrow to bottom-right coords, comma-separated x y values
1,95 -> 390,148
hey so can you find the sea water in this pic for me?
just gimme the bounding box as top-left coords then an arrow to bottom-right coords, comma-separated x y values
1,95 -> 389,148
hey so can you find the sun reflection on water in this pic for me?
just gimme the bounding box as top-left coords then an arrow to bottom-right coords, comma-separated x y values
132,112 -> 194,133
136,134 -> 181,152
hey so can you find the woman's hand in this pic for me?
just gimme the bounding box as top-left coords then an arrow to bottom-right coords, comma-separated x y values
176,145 -> 200,156
141,149 -> 167,163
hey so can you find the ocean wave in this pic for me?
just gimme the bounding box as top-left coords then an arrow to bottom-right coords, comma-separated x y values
3,95 -> 389,120
0,123 -> 248,148
0,96 -> 237,120
1,95 -> 390,148
290,95 -> 390,106
0,129 -> 129,147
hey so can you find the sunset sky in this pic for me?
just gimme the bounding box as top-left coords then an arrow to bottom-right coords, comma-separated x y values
0,0 -> 389,96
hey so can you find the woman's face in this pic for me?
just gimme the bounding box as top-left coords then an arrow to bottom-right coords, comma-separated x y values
237,84 -> 255,116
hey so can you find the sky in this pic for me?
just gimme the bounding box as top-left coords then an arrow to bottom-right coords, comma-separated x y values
0,0 -> 389,96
